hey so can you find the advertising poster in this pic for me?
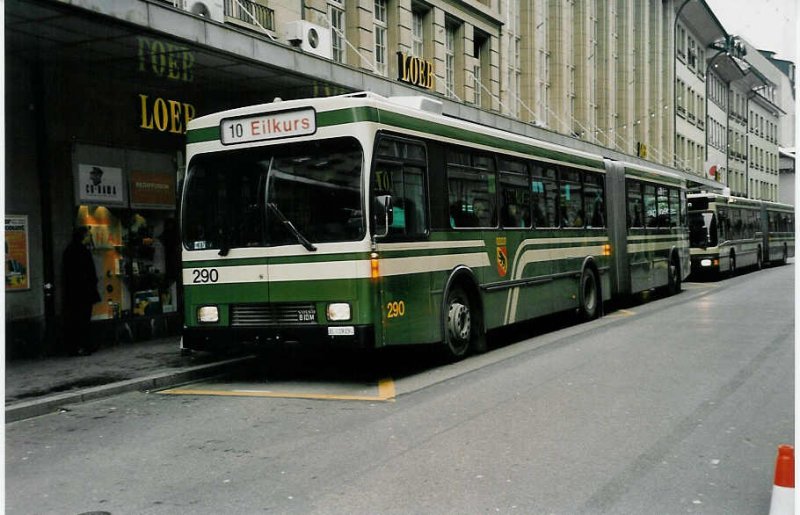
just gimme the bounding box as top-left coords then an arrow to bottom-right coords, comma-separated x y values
77,164 -> 126,206
5,215 -> 30,291
130,170 -> 176,209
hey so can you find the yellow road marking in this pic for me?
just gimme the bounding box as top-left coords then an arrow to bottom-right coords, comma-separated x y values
159,378 -> 396,402
606,309 -> 636,318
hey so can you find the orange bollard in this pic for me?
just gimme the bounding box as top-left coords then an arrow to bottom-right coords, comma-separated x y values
769,445 -> 795,515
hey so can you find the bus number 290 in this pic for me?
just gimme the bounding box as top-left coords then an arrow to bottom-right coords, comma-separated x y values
192,268 -> 219,283
386,300 -> 406,318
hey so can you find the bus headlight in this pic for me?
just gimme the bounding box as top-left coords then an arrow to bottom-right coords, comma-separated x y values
197,305 -> 219,323
327,303 -> 351,321
700,259 -> 712,267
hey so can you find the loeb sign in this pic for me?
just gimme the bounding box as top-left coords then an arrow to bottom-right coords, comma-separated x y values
397,51 -> 435,90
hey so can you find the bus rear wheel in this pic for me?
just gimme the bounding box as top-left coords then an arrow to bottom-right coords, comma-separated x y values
756,248 -> 763,270
578,267 -> 600,321
728,252 -> 736,277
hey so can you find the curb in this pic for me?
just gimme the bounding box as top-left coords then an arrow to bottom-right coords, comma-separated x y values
5,356 -> 255,423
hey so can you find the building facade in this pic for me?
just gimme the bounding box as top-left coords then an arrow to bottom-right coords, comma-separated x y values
5,0 -> 794,356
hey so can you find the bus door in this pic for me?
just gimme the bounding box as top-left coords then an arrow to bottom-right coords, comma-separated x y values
372,137 -> 434,346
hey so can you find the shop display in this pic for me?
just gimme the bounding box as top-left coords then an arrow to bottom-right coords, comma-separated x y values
76,206 -> 179,322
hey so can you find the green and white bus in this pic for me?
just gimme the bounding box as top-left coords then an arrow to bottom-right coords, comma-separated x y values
687,193 -> 794,276
180,92 -> 689,359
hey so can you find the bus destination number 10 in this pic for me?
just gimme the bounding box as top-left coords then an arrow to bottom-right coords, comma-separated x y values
192,268 -> 219,284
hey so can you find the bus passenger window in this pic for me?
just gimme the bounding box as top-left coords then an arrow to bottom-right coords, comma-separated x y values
584,172 -> 605,228
447,148 -> 497,228
643,184 -> 657,227
626,180 -> 643,228
500,160 -> 531,228
560,169 -> 583,228
531,164 -> 557,228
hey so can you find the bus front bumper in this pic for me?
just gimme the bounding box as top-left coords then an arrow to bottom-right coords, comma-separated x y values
182,325 -> 376,353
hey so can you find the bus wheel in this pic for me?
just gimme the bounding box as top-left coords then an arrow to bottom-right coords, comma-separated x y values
578,267 -> 600,321
667,255 -> 682,295
781,245 -> 788,265
756,248 -> 763,270
443,286 -> 473,359
729,252 -> 736,277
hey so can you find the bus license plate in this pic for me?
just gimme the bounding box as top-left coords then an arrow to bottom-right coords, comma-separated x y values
328,326 -> 355,336
297,309 -> 315,322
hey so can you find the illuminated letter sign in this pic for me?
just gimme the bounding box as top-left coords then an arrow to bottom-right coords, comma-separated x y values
139,94 -> 196,134
397,52 -> 435,90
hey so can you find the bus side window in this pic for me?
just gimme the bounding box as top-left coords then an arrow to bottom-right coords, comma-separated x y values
584,172 -> 605,228
643,184 -> 657,228
626,180 -> 643,228
447,147 -> 497,228
559,168 -> 583,228
531,163 -> 557,228
373,138 -> 428,238
668,188 -> 680,228
499,158 -> 530,228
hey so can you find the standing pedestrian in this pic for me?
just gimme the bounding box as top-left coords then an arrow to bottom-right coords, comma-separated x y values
62,226 -> 101,356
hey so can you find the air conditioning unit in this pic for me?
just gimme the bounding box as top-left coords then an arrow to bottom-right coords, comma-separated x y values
180,0 -> 224,23
284,20 -> 333,60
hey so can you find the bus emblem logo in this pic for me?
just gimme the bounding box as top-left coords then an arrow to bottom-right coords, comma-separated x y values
496,245 -> 508,277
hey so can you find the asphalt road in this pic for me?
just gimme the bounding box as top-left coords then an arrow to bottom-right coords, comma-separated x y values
5,263 -> 794,514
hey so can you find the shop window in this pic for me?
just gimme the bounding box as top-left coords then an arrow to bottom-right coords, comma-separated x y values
76,206 -> 180,321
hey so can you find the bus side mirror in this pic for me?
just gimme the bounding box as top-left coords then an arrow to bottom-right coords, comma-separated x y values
375,195 -> 393,237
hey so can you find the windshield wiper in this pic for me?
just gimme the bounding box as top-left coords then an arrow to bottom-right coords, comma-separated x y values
267,202 -> 317,252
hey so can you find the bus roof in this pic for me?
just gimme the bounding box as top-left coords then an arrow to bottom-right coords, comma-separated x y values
186,92 -> 609,171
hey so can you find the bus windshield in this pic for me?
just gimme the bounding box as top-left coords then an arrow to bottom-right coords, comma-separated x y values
182,137 -> 364,251
688,211 -> 718,248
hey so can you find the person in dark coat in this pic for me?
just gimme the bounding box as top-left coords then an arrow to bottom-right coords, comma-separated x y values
62,226 -> 101,356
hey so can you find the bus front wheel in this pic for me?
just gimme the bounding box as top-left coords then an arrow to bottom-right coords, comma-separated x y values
443,285 -> 480,360
578,267 -> 600,321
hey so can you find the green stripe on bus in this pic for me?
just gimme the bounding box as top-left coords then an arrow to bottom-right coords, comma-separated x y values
187,126 -> 219,144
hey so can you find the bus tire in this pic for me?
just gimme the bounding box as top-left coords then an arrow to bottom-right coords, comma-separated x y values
756,247 -> 763,270
667,254 -> 682,295
781,245 -> 788,265
578,267 -> 600,321
443,285 -> 475,360
729,252 -> 736,277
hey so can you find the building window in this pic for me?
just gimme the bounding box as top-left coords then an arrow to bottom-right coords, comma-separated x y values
412,8 -> 425,57
445,21 -> 457,98
473,30 -> 489,108
329,0 -> 346,63
374,0 -> 388,76
512,36 -> 521,117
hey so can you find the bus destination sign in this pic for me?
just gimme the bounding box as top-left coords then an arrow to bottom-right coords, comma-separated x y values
220,108 -> 316,145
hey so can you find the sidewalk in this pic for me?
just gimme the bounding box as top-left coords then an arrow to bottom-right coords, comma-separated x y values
5,337 -> 253,422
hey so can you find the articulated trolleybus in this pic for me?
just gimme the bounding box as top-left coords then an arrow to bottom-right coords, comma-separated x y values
180,92 -> 689,359
687,193 -> 794,276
